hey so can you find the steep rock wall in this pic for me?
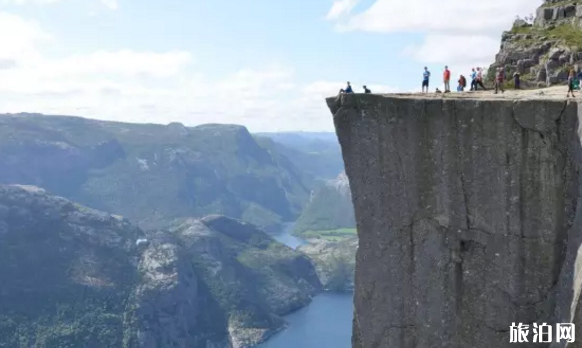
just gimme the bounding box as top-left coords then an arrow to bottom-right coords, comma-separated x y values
327,93 -> 582,348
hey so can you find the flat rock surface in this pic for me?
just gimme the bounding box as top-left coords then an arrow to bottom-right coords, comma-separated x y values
359,86 -> 580,101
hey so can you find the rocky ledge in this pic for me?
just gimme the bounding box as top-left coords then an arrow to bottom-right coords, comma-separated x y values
489,0 -> 582,87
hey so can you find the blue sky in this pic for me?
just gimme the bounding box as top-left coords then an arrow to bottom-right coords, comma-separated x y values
0,0 -> 539,131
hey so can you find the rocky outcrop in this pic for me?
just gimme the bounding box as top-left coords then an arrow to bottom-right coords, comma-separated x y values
0,184 -> 143,348
327,93 -> 582,347
0,186 -> 321,348
298,237 -> 357,292
489,0 -> 582,87
136,216 -> 322,348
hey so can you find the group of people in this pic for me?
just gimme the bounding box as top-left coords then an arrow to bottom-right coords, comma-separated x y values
423,66 -> 490,94
339,82 -> 371,94
425,65 -> 581,98
338,66 -> 582,98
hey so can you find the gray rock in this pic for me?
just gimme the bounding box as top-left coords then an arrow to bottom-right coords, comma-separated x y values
326,93 -> 582,348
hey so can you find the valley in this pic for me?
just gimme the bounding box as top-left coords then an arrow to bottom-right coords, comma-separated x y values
0,114 -> 358,348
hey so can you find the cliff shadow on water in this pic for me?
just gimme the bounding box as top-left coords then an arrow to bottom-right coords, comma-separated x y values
327,93 -> 582,348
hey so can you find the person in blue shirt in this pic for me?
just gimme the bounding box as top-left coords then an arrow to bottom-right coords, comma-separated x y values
470,68 -> 478,91
340,81 -> 353,94
422,67 -> 430,93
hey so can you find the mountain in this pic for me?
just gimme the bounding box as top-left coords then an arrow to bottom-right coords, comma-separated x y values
488,0 -> 582,87
298,237 -> 357,292
0,184 -> 143,348
0,113 -> 310,231
293,172 -> 356,236
0,185 -> 322,348
255,132 -> 344,184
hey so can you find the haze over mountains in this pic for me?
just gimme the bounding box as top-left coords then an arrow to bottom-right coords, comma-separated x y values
0,112 -> 356,348
0,113 -> 347,232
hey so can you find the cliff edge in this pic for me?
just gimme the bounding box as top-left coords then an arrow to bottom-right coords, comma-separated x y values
327,91 -> 582,347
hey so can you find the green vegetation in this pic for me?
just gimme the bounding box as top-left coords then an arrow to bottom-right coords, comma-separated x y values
0,114 -> 311,231
0,185 -> 142,348
294,177 -> 356,235
510,22 -> 582,48
541,0 -> 578,7
298,237 -> 357,292
298,228 -> 357,242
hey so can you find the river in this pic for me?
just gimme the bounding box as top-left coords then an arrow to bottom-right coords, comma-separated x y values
261,225 -> 353,348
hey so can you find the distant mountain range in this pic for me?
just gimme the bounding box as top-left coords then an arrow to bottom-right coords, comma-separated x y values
0,114 -> 332,231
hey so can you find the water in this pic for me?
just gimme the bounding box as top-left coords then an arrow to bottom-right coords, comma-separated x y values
262,223 -> 353,348
271,223 -> 306,249
256,293 -> 353,348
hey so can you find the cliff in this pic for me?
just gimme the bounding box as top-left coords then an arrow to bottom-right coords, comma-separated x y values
136,216 -> 322,348
0,185 -> 321,348
327,91 -> 582,347
489,0 -> 582,87
0,184 -> 144,348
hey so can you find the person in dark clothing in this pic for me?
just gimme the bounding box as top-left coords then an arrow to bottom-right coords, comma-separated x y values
567,70 -> 576,98
457,75 -> 467,92
363,85 -> 371,93
340,81 -> 353,93
422,67 -> 431,93
494,67 -> 505,94
513,72 -> 521,89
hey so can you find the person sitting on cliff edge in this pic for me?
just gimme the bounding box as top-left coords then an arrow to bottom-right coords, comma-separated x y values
422,67 -> 431,93
363,85 -> 371,94
339,81 -> 353,94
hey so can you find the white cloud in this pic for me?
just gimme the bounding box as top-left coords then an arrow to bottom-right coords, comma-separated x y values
327,0 -> 540,70
0,11 -> 393,132
1,0 -> 118,9
333,0 -> 539,35
325,0 -> 361,20
0,12 -> 50,62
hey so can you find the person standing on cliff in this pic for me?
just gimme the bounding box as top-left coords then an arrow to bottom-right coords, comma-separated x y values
494,67 -> 505,94
422,67 -> 430,93
513,71 -> 521,89
470,68 -> 477,91
476,67 -> 486,90
443,66 -> 451,93
457,75 -> 466,92
567,70 -> 576,98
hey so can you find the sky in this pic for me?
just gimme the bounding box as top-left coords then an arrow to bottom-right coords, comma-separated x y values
0,0 -> 541,132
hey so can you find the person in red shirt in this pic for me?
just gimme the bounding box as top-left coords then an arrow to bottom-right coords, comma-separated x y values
443,66 -> 451,93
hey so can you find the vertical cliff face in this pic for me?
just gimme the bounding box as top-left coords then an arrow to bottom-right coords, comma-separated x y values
327,92 -> 582,348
